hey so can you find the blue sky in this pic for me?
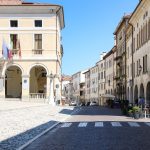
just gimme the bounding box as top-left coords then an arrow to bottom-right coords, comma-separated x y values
29,0 -> 139,75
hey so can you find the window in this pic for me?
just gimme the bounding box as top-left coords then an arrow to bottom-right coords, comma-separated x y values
35,20 -> 42,27
10,34 -> 18,49
137,61 -> 139,76
133,63 -> 135,78
101,72 -> 103,79
143,55 -> 147,73
34,34 -> 42,49
10,20 -> 18,27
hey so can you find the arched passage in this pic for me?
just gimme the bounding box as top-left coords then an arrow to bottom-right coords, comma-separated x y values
146,82 -> 150,106
134,85 -> 138,104
5,66 -> 22,98
130,87 -> 133,103
30,66 -> 47,98
111,89 -> 113,95
140,84 -> 144,98
127,87 -> 129,100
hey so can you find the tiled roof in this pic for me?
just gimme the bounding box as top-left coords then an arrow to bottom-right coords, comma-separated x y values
0,0 -> 55,6
0,0 -> 22,5
62,75 -> 72,81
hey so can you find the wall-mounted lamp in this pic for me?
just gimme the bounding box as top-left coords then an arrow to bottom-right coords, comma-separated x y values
139,65 -> 142,73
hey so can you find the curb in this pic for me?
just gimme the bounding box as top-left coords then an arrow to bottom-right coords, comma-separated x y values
17,122 -> 60,150
17,107 -> 81,150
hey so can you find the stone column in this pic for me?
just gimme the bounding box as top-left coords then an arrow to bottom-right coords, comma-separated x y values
22,75 -> 30,101
0,76 -> 5,99
47,75 -> 55,105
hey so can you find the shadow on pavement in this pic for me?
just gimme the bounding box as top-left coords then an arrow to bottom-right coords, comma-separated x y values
70,106 -> 123,116
58,109 -> 73,115
0,120 -> 59,150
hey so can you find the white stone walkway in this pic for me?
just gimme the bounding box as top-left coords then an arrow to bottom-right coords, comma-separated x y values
0,100 -> 75,150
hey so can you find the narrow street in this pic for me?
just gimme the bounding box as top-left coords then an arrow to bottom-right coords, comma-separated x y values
25,106 -> 150,150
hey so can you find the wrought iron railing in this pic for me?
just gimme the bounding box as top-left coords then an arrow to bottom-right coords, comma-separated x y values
32,49 -> 43,55
29,93 -> 47,99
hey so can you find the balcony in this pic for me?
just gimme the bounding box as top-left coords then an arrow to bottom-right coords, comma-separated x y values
114,76 -> 120,80
32,49 -> 43,55
114,55 -> 122,61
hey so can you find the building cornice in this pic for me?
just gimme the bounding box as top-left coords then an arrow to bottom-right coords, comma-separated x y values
129,0 -> 144,24
0,5 -> 65,29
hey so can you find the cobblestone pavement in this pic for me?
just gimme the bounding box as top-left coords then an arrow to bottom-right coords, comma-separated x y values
25,106 -> 150,150
0,100 -> 77,150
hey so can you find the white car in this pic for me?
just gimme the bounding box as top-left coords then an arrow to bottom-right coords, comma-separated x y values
90,101 -> 98,106
69,101 -> 77,106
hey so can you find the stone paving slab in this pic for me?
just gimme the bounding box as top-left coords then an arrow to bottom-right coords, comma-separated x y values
0,100 -> 76,150
0,100 -> 47,111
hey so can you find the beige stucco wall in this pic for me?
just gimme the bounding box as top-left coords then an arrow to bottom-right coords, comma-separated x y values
105,53 -> 114,95
130,0 -> 150,104
0,11 -> 63,102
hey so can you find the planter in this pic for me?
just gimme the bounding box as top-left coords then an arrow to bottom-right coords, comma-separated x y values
134,113 -> 140,119
128,112 -> 133,118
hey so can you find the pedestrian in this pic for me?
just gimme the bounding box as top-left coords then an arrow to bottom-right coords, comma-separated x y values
138,97 -> 145,110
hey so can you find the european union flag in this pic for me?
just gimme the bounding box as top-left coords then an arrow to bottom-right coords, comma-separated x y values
2,40 -> 9,59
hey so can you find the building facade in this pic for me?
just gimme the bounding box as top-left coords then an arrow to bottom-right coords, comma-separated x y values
114,15 -> 130,100
129,0 -> 150,105
61,75 -> 72,103
72,70 -> 86,104
97,53 -> 106,105
84,70 -> 90,103
89,65 -> 98,102
126,25 -> 133,103
103,49 -> 114,96
0,0 -> 65,104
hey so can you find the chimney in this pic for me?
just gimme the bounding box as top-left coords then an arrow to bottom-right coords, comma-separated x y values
100,52 -> 106,60
0,0 -> 22,5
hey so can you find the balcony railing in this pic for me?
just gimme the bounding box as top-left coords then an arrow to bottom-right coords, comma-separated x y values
29,93 -> 47,99
114,76 -> 120,80
114,55 -> 122,61
32,49 -> 43,55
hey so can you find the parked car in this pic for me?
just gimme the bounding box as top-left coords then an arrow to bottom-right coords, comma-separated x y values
69,101 -> 77,106
90,101 -> 98,106
86,102 -> 91,106
80,102 -> 85,106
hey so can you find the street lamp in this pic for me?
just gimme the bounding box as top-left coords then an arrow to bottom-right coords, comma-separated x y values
139,65 -> 142,74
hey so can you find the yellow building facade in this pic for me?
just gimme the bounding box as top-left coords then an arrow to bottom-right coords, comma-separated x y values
0,0 -> 65,104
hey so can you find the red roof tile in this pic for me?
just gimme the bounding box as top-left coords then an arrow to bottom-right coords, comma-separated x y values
0,0 -> 22,5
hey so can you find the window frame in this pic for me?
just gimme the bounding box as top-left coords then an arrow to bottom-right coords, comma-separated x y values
10,20 -> 18,27
35,20 -> 42,27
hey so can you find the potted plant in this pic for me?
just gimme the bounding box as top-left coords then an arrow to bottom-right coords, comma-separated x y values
132,106 -> 141,119
128,109 -> 133,117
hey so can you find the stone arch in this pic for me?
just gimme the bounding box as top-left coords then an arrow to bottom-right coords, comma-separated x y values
3,63 -> 24,77
134,85 -> 138,104
127,87 -> 129,100
114,88 -> 116,96
146,82 -> 150,106
130,87 -> 133,103
140,84 -> 144,98
5,65 -> 22,98
111,89 -> 113,95
29,65 -> 47,96
28,63 -> 49,76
